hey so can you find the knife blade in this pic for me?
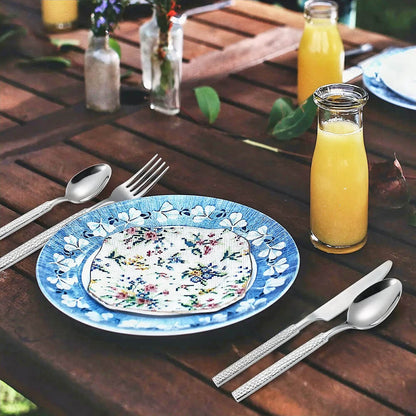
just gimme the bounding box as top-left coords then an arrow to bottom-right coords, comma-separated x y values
212,260 -> 393,387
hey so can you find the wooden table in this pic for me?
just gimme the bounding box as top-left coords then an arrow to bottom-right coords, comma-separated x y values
1,1 -> 415,415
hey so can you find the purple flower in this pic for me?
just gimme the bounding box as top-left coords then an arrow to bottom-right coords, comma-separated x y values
94,0 -> 108,14
96,16 -> 106,28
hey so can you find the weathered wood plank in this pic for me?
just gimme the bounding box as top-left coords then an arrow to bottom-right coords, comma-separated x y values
182,26 -> 301,81
0,101 -> 145,159
192,8 -> 278,36
0,115 -> 18,132
0,80 -> 63,122
0,62 -> 84,106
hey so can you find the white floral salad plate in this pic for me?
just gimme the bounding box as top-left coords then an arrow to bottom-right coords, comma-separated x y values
36,195 -> 300,336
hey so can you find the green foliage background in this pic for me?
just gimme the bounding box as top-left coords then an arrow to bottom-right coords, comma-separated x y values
356,0 -> 416,42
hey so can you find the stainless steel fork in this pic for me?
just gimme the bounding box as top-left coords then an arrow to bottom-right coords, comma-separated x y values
0,154 -> 169,272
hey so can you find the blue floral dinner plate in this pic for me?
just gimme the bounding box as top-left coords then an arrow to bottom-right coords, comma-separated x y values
36,195 -> 300,336
362,47 -> 416,111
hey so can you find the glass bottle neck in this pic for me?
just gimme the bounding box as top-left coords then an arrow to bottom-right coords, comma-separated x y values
314,83 -> 368,129
304,0 -> 338,24
89,32 -> 109,49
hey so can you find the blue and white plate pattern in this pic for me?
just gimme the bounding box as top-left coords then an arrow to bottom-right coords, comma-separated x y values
362,47 -> 416,111
36,195 -> 300,336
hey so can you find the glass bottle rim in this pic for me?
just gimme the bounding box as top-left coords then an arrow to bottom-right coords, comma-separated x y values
304,0 -> 338,20
313,83 -> 369,110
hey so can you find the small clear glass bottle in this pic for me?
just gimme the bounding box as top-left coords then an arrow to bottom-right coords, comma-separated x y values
139,9 -> 184,90
150,34 -> 180,115
84,33 -> 120,113
297,0 -> 344,103
310,83 -> 369,254
41,0 -> 78,32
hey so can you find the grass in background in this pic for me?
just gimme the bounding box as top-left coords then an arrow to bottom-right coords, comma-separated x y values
0,382 -> 46,416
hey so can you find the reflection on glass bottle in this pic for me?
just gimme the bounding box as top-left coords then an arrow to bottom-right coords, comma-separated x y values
139,8 -> 184,90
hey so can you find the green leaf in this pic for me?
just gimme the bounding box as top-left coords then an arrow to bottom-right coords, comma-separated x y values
267,97 -> 294,132
50,38 -> 80,50
272,95 -> 317,140
194,86 -> 221,124
109,38 -> 121,58
18,56 -> 71,69
0,26 -> 26,45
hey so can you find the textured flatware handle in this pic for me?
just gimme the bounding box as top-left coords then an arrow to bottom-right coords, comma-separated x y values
0,208 -> 89,272
0,199 -> 60,240
212,324 -> 300,387
232,332 -> 329,402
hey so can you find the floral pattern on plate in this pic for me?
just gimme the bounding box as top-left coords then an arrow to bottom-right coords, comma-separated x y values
36,195 -> 300,336
88,226 -> 253,314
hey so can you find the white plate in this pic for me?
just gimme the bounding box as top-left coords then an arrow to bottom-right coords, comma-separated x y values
36,195 -> 300,336
362,47 -> 416,111
379,47 -> 416,102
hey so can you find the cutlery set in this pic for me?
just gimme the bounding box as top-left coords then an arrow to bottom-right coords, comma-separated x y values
213,260 -> 402,401
0,154 -> 168,272
0,153 -> 402,402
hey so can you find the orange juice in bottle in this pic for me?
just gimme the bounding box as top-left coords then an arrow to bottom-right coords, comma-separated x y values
42,0 -> 78,32
310,84 -> 369,254
297,1 -> 344,103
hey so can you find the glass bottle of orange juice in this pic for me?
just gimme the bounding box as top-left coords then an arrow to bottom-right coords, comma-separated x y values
310,84 -> 369,254
41,0 -> 78,32
297,0 -> 344,103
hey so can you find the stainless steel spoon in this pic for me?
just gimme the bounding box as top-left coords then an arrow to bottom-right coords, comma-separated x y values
232,278 -> 402,402
0,163 -> 112,240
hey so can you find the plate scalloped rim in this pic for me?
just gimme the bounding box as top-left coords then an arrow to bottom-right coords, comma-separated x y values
362,46 -> 416,111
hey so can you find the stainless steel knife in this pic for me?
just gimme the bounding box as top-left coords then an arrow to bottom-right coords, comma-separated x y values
212,260 -> 393,387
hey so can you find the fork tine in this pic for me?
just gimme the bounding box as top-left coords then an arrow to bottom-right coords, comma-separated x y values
128,158 -> 165,190
135,165 -> 169,197
131,161 -> 167,195
126,157 -> 164,190
123,154 -> 159,188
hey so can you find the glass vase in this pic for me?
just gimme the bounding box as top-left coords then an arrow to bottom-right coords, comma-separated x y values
84,33 -> 120,113
150,35 -> 180,115
139,8 -> 184,90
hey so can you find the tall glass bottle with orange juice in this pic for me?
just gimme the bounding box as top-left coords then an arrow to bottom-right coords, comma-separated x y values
42,0 -> 78,32
297,1 -> 344,103
310,84 -> 369,254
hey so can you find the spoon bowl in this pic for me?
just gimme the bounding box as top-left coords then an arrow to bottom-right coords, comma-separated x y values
64,163 -> 112,203
348,278 -> 402,330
